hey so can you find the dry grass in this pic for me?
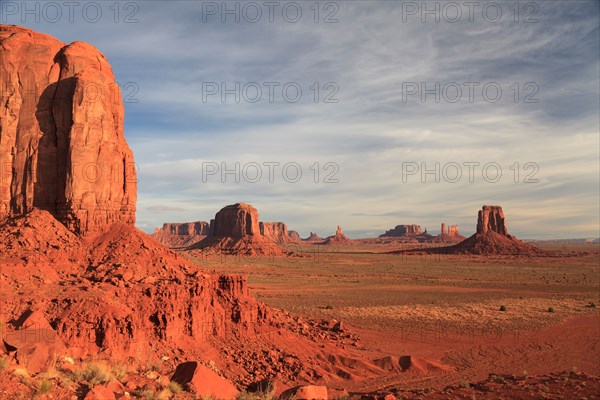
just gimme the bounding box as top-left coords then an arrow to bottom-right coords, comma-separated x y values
76,362 -> 113,387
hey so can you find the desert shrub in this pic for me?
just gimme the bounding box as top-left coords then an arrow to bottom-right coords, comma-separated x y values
499,305 -> 507,312
78,362 -> 112,387
167,381 -> 183,394
548,307 -> 555,313
237,392 -> 275,400
112,362 -> 129,381
36,379 -> 53,396
585,302 -> 596,308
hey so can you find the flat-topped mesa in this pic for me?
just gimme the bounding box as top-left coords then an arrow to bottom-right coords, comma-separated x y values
152,221 -> 210,248
379,224 -> 422,237
0,25 -> 136,236
477,205 -> 509,236
212,203 -> 261,237
158,222 -> 210,236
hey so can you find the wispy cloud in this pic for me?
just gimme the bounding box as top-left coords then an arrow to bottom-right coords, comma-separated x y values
13,0 -> 600,239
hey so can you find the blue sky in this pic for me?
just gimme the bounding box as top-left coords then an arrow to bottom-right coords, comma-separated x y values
7,0 -> 599,239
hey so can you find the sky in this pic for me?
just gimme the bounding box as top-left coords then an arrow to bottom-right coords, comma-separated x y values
5,0 -> 599,239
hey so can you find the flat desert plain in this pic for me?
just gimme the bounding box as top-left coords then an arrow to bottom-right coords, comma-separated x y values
184,241 -> 600,397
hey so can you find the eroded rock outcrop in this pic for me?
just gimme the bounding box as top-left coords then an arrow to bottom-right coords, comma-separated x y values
260,221 -> 300,244
322,226 -> 353,245
0,25 -> 136,236
433,223 -> 465,243
304,232 -> 324,242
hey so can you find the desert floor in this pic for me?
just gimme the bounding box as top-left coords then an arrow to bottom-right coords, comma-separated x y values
184,242 -> 600,395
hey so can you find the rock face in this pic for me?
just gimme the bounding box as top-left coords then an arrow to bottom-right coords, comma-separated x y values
152,221 -> 210,247
447,205 -> 545,255
0,25 -> 136,236
477,205 -> 508,235
192,203 -> 288,255
380,225 -> 422,237
260,221 -> 300,244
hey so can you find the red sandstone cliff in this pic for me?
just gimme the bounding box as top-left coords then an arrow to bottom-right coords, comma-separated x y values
0,25 -> 136,236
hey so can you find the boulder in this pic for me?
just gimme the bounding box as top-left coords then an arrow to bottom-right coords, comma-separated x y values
281,385 -> 328,400
0,25 -> 136,237
2,310 -> 67,374
171,361 -> 239,399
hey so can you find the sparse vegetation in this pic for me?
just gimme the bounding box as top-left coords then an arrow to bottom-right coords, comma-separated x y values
499,305 -> 507,312
112,361 -> 130,381
167,381 -> 183,394
0,356 -> 9,370
136,388 -> 170,400
548,307 -> 555,313
77,362 -> 113,387
35,379 -> 53,396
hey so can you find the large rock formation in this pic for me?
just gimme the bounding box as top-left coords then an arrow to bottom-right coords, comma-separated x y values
379,224 -> 422,237
212,203 -> 261,237
0,25 -> 136,236
260,221 -> 300,244
152,221 -> 210,247
477,205 -> 508,235
446,205 -> 545,255
191,203 -> 288,255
